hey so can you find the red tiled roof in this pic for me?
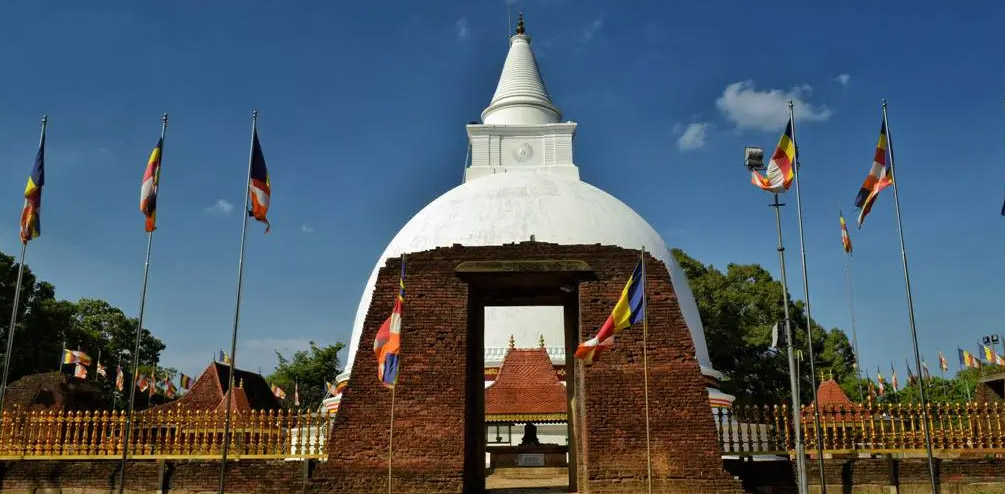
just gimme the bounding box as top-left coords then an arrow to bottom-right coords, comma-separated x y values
148,362 -> 280,413
814,379 -> 853,407
485,348 -> 567,416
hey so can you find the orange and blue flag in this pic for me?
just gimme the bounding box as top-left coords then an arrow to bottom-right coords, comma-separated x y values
839,212 -> 852,254
855,121 -> 892,228
140,138 -> 163,232
958,347 -> 981,369
180,373 -> 192,389
20,128 -> 45,244
374,260 -> 405,388
575,260 -> 646,364
751,118 -> 796,193
249,127 -> 271,233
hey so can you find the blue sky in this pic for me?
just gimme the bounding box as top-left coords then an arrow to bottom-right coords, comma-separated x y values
1,1 -> 1004,386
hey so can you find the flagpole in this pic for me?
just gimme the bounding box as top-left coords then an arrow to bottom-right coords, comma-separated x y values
640,247 -> 653,494
218,110 -> 257,494
770,193 -> 808,494
117,113 -> 167,494
0,115 -> 47,414
95,350 -> 101,382
883,99 -> 938,492
844,255 -> 863,401
788,100 -> 827,491
387,253 -> 404,494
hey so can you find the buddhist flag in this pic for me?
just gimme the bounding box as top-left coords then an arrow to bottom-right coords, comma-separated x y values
271,384 -> 287,400
19,127 -> 45,244
839,212 -> 853,254
74,363 -> 87,379
751,118 -> 796,193
575,260 -> 646,364
938,351 -> 949,372
137,374 -> 149,392
905,359 -> 917,386
294,382 -> 300,407
248,127 -> 271,233
115,366 -> 124,391
219,350 -> 232,365
890,365 -> 899,391
876,368 -> 886,395
374,260 -> 406,388
921,360 -> 931,381
868,379 -> 877,398
855,121 -> 892,228
165,379 -> 177,399
982,344 -> 995,363
180,373 -> 192,390
62,349 -> 92,366
325,381 -> 337,397
96,361 -> 107,379
958,348 -> 980,369
140,138 -> 163,232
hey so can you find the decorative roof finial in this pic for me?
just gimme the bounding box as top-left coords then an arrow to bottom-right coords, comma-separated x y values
508,335 -> 515,350
238,378 -> 244,389
516,13 -> 525,35
539,334 -> 545,348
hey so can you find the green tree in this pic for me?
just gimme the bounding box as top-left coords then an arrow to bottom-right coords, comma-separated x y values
673,249 -> 858,405
268,342 -> 344,409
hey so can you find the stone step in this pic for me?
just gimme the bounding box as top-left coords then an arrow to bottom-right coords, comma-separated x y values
488,466 -> 569,479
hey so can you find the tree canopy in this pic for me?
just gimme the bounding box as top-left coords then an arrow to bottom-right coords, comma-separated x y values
0,250 -> 169,408
268,342 -> 344,410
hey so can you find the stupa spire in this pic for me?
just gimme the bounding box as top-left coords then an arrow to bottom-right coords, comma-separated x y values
481,14 -> 561,125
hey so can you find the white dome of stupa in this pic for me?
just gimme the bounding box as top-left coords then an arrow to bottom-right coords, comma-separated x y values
337,17 -> 729,408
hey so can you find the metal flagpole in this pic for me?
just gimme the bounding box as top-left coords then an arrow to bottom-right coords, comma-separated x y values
218,110 -> 258,494
118,113 -> 168,494
387,253 -> 405,494
770,194 -> 808,494
58,340 -> 64,371
639,247 -> 653,494
844,256 -> 863,401
388,385 -> 395,494
0,115 -> 47,414
788,100 -> 827,491
882,99 -> 938,492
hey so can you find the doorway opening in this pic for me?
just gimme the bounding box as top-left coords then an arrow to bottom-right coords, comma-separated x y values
459,260 -> 591,494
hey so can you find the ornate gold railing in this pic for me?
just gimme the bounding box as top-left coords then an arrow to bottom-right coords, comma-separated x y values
716,402 -> 1005,456
0,408 -> 332,460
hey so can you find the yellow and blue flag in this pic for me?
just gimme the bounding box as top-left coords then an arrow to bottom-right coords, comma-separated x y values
855,121 -> 892,228
751,118 -> 796,193
140,138 -> 163,232
374,260 -> 405,388
20,130 -> 45,243
575,260 -> 646,364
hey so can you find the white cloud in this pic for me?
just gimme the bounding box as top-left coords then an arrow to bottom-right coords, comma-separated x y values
205,199 -> 234,215
300,224 -> 314,234
455,17 -> 470,40
676,122 -> 710,151
582,16 -> 604,43
834,74 -> 851,86
715,80 -> 832,132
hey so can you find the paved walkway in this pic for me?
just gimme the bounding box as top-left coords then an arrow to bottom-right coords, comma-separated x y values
485,469 -> 570,493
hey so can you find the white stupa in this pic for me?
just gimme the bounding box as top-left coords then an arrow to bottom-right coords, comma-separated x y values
335,17 -> 733,409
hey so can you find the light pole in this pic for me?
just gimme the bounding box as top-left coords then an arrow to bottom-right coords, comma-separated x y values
745,146 -> 808,494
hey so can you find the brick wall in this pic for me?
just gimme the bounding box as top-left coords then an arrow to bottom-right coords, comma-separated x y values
0,459 -> 308,494
321,242 -> 744,493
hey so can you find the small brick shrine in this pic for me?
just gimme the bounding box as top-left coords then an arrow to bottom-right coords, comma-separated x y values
320,242 -> 743,493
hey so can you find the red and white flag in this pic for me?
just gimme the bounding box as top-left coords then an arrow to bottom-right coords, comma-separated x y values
74,363 -> 87,379
96,362 -> 107,379
115,366 -> 124,391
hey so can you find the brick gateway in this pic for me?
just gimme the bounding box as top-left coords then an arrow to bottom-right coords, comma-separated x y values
320,242 -> 744,493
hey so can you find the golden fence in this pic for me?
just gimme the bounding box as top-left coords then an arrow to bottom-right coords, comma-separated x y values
0,408 -> 332,460
716,402 -> 1005,456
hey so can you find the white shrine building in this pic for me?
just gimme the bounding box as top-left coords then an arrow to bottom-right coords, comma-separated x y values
329,17 -> 734,422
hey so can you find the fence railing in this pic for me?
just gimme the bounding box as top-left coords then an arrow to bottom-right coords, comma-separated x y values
0,408 -> 332,460
716,402 -> 1005,456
